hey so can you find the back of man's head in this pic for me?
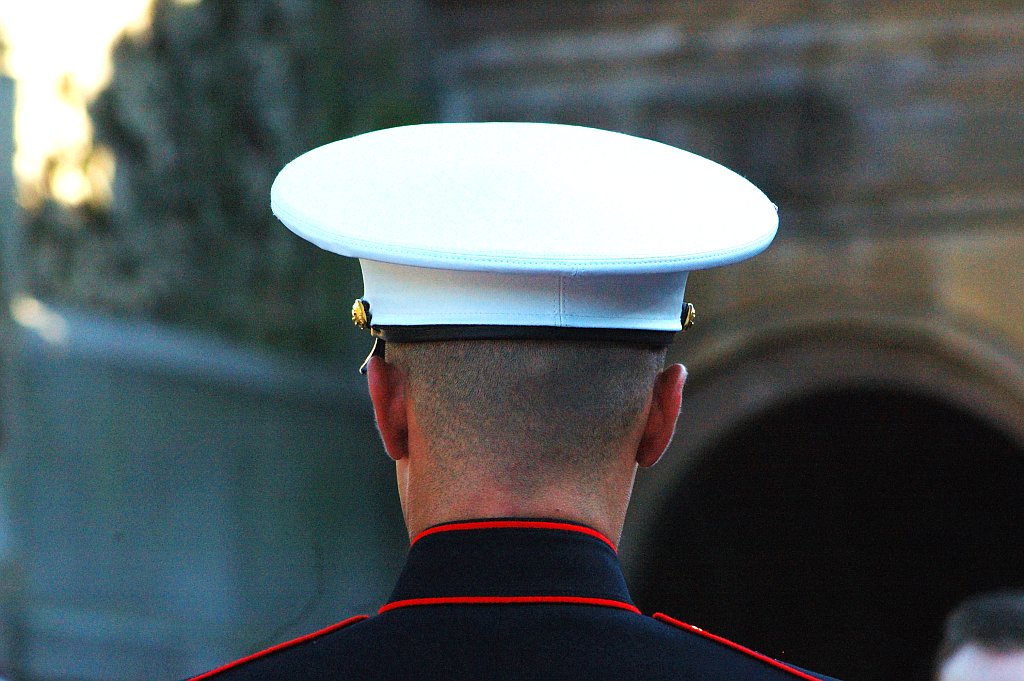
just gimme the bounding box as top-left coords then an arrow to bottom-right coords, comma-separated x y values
936,591 -> 1024,681
386,339 -> 667,493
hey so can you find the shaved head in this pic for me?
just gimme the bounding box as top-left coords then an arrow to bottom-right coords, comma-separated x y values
385,339 -> 667,493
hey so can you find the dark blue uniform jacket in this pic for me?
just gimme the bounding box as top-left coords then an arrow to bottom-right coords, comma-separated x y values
190,520 -> 841,680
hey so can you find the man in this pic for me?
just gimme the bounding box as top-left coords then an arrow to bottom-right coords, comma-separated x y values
936,592 -> 1024,681
190,123 -> 841,679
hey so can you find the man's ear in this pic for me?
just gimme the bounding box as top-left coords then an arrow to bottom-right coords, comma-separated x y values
366,355 -> 410,461
635,363 -> 686,468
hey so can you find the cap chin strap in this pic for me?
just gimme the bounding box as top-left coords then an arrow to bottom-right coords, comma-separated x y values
358,336 -> 386,375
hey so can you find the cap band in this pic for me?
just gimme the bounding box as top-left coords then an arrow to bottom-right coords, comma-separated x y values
371,324 -> 677,346
359,260 -> 690,332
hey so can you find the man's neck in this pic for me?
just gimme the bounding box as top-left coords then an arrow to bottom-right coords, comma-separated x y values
397,464 -> 636,545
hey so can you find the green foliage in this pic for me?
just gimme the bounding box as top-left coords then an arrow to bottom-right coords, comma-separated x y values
24,0 -> 432,354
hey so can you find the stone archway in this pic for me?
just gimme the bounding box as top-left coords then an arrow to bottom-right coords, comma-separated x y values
623,316 -> 1024,681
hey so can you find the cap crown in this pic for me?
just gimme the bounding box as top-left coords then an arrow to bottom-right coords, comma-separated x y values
271,123 -> 777,275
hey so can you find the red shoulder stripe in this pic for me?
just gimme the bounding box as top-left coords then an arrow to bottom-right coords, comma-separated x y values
380,595 -> 641,614
189,614 -> 369,680
412,520 -> 617,552
652,613 -> 822,681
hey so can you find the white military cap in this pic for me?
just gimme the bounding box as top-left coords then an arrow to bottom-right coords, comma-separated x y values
271,122 -> 777,366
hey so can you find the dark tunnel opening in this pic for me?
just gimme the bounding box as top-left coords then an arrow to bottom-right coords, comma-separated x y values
636,387 -> 1024,681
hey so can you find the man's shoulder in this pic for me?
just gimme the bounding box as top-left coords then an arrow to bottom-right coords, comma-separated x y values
647,612 -> 842,681
185,614 -> 371,680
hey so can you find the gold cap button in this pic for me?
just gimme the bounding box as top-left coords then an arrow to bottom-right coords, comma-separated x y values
681,302 -> 696,332
351,299 -> 371,329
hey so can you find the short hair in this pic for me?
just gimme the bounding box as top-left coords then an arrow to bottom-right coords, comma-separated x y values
385,339 -> 667,493
936,591 -> 1024,669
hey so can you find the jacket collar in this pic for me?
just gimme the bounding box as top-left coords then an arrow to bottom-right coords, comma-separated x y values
383,519 -> 635,610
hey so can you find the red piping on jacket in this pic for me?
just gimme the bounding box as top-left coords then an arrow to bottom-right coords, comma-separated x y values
652,613 -> 823,681
188,614 -> 368,680
379,595 -> 641,614
411,520 -> 618,552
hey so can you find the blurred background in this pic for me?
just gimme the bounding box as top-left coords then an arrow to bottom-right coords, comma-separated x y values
0,1 -> 1022,679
